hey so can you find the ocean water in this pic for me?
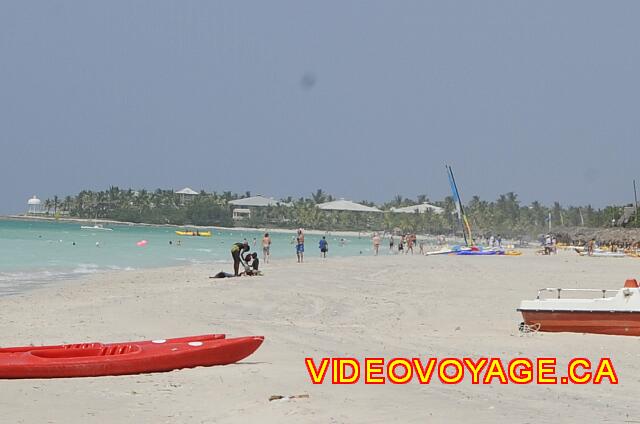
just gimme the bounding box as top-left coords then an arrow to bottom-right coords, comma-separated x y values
0,219 -> 376,295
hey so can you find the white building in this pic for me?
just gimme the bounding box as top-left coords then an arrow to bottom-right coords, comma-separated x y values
389,202 -> 444,214
228,195 -> 292,208
27,196 -> 42,214
232,208 -> 252,220
316,199 -> 382,213
176,187 -> 199,205
229,195 -> 292,221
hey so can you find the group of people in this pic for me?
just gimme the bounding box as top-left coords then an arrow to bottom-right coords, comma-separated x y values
387,234 -> 421,254
541,234 -> 557,255
230,241 -> 261,276
230,229 -> 452,277
483,234 -> 503,248
228,229 -> 305,277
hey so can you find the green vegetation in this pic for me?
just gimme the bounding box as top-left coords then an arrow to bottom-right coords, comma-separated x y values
39,187 -> 637,237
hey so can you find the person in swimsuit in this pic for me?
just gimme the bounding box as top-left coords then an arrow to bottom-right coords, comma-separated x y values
262,233 -> 272,263
296,229 -> 305,263
230,241 -> 250,276
407,235 -> 414,255
372,233 -> 381,256
389,235 -> 394,253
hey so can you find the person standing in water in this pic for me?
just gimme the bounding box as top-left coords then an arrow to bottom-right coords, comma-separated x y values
230,241 -> 250,276
389,235 -> 394,253
372,233 -> 381,256
262,233 -> 272,263
319,236 -> 329,258
296,229 -> 305,263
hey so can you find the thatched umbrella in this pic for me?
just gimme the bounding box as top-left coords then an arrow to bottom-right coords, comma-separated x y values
552,227 -> 640,246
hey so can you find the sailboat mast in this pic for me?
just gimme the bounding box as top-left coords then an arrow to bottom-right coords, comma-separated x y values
446,165 -> 474,246
634,179 -> 638,227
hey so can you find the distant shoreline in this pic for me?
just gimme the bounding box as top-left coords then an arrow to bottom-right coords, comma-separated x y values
0,214 -> 378,238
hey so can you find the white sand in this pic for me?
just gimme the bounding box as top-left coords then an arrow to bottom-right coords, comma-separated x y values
1,251 -> 639,423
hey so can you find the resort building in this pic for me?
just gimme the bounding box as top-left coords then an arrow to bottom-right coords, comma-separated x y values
176,187 -> 199,205
389,202 -> 444,214
316,199 -> 383,213
228,195 -> 292,221
232,208 -> 252,220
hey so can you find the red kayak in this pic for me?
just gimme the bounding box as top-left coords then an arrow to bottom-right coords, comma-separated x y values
0,335 -> 263,379
0,333 -> 226,354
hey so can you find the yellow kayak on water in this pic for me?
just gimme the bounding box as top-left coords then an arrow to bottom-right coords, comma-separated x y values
175,230 -> 212,237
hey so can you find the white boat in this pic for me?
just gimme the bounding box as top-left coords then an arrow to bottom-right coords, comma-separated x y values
424,248 -> 456,256
518,278 -> 640,336
80,224 -> 113,231
574,248 -> 625,258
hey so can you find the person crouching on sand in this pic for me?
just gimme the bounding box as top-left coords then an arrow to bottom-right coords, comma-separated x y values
231,241 -> 250,276
240,253 -> 261,276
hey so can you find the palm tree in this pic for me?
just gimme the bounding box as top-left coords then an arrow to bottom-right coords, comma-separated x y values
44,199 -> 52,215
311,189 -> 328,204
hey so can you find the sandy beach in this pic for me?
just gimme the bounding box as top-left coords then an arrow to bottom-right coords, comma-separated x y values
1,251 -> 639,423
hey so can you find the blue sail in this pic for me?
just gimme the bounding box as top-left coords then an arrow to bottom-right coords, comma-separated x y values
446,165 -> 472,246
447,166 -> 462,221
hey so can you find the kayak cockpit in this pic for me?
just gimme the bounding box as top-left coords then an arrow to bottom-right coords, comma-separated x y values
30,344 -> 140,358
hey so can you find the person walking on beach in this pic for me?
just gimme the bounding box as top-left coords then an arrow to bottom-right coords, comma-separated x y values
296,229 -> 305,263
319,236 -> 329,258
231,241 -> 250,276
372,233 -> 381,256
389,235 -> 395,253
407,235 -> 414,255
398,235 -> 405,254
587,238 -> 595,256
262,233 -> 271,264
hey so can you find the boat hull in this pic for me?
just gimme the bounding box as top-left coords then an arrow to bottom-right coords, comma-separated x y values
519,310 -> 640,336
0,336 -> 263,379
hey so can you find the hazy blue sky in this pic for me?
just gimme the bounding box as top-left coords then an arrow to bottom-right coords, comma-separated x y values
1,1 -> 639,213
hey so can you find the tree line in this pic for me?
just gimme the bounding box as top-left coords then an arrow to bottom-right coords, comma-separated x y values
38,187 -> 637,237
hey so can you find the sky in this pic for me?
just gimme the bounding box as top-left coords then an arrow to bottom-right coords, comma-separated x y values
1,1 -> 639,213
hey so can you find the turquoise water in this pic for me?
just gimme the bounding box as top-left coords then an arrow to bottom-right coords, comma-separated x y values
0,219 -> 374,295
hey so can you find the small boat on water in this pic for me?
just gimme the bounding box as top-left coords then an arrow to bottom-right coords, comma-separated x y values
176,230 -> 212,237
518,279 -> 640,336
80,224 -> 113,231
0,334 -> 263,379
